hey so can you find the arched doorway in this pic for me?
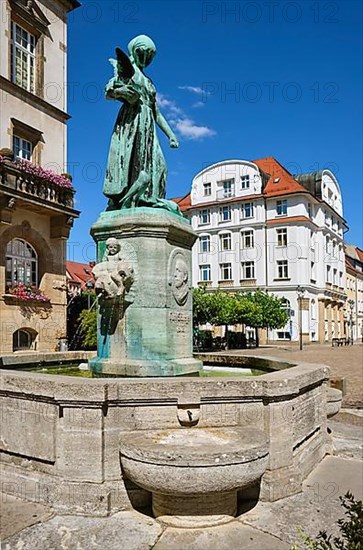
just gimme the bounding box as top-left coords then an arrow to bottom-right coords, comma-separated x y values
13,329 -> 37,351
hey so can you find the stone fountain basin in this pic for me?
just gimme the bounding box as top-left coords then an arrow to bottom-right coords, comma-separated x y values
120,426 -> 269,496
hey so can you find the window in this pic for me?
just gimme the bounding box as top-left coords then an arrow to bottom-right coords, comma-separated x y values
219,233 -> 232,251
241,175 -> 250,189
199,264 -> 211,282
333,268 -> 337,285
219,205 -> 231,222
276,200 -> 287,216
5,238 -> 38,291
326,236 -> 330,254
241,230 -> 254,248
339,271 -> 343,287
307,202 -> 312,218
277,260 -> 289,279
326,265 -> 331,283
276,228 -> 287,247
241,202 -> 254,219
13,135 -> 33,160
241,261 -> 255,280
203,182 -> 211,196
199,209 -> 210,225
11,23 -> 36,93
221,179 -> 234,197
13,329 -> 36,351
220,263 -> 232,280
277,331 -> 291,340
199,235 -> 210,253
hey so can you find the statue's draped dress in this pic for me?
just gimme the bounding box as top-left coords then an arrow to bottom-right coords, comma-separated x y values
103,62 -> 167,202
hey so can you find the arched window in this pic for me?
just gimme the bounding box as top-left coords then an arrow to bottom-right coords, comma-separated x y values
13,328 -> 37,351
5,238 -> 38,291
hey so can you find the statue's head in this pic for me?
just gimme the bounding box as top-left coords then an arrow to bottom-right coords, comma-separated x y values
128,35 -> 156,69
105,237 -> 120,256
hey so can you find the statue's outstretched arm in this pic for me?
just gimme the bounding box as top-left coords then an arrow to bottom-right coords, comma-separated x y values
155,104 -> 179,148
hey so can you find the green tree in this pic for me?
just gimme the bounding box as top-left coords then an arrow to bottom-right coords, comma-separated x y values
192,288 -> 289,348
78,308 -> 97,350
239,290 -> 289,346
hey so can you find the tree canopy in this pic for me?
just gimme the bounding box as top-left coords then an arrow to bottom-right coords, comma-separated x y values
193,287 -> 289,332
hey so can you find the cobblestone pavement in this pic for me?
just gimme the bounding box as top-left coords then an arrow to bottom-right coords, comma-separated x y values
224,343 -> 363,408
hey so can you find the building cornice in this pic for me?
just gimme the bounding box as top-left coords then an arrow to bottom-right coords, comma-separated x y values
266,216 -> 319,229
187,194 -> 264,211
0,76 -> 70,123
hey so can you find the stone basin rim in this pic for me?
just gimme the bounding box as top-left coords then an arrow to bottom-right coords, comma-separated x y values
120,427 -> 269,467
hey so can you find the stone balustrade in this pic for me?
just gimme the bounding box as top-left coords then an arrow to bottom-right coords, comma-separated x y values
0,158 -> 75,210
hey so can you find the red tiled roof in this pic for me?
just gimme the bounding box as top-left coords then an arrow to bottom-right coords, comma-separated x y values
66,261 -> 95,288
172,193 -> 191,210
356,248 -> 363,263
171,157 -> 310,212
252,157 -> 308,196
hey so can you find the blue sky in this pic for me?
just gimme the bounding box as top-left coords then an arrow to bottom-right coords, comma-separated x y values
66,0 -> 362,262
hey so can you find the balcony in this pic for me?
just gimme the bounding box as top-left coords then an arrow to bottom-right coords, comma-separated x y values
0,151 -> 78,218
216,188 -> 235,201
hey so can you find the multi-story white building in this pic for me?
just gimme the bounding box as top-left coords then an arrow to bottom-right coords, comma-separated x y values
175,157 -> 347,344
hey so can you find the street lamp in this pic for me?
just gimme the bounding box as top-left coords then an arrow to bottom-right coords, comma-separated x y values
296,285 -> 305,351
348,299 -> 354,345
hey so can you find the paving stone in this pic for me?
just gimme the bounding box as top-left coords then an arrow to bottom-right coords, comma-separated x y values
240,456 -> 363,546
154,521 -> 289,550
2,510 -> 163,550
330,418 -> 363,459
0,493 -> 54,541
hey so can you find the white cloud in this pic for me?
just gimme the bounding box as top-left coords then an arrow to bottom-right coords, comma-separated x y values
192,101 -> 205,109
178,85 -> 207,96
174,118 -> 216,140
156,93 -> 183,115
157,93 -> 216,141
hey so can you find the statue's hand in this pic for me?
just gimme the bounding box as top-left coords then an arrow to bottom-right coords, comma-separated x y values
169,137 -> 179,148
113,84 -> 139,104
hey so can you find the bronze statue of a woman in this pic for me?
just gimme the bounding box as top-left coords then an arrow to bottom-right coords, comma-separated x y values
103,35 -> 180,213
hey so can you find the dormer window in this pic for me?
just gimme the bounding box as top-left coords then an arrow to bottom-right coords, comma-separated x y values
222,179 -> 234,198
11,22 -> 36,93
241,175 -> 250,189
203,182 -> 211,196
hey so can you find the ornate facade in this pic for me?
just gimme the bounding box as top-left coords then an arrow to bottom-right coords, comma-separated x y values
0,0 -> 79,353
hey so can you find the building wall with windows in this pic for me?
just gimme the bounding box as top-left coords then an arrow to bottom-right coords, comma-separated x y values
345,245 -> 363,342
175,157 -> 347,344
0,0 -> 79,353
0,0 -> 80,169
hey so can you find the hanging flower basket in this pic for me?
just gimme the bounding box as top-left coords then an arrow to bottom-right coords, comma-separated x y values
7,283 -> 51,303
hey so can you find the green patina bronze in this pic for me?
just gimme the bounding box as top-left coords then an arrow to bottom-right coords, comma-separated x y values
103,34 -> 180,214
